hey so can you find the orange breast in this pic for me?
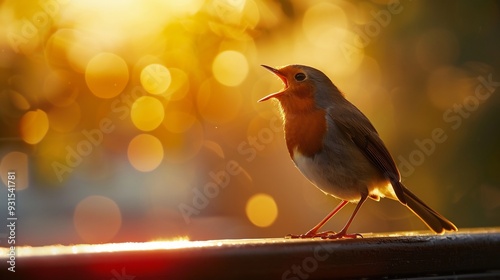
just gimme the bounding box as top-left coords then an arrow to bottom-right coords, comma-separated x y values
284,109 -> 327,158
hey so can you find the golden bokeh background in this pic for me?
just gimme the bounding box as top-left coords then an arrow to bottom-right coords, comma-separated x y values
0,0 -> 499,245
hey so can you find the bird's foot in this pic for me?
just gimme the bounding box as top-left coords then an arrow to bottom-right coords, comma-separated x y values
286,230 -> 362,239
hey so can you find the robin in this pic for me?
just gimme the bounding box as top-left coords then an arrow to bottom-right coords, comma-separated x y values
259,64 -> 457,239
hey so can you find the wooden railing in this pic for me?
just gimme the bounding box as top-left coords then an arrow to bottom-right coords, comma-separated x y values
2,228 -> 499,279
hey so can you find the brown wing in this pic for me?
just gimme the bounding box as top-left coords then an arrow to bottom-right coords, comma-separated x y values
329,106 -> 407,205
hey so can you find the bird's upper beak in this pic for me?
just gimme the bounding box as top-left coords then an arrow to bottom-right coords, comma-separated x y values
258,65 -> 288,102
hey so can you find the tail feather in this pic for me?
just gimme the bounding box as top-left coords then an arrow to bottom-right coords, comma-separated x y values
401,185 -> 457,234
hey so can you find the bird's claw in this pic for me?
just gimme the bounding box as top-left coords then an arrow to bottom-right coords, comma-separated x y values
285,231 -> 363,239
321,232 -> 363,239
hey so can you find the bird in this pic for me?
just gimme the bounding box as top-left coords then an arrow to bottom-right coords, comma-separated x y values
258,64 -> 457,239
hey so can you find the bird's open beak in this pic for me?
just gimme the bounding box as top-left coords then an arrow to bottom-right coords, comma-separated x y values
258,65 -> 287,102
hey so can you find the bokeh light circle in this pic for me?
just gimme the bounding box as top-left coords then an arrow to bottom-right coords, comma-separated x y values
131,96 -> 165,131
140,64 -> 172,95
0,151 -> 29,190
246,193 -> 278,228
85,52 -> 129,99
73,195 -> 122,243
127,134 -> 164,172
302,2 -> 348,48
20,109 -> 49,145
212,50 -> 249,87
426,66 -> 472,110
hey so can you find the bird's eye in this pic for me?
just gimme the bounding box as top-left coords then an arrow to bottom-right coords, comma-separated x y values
294,72 -> 306,81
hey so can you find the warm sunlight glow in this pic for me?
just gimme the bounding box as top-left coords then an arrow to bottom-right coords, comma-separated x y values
7,237 -> 190,257
0,0 -> 492,245
65,29 -> 102,73
85,52 -> 129,98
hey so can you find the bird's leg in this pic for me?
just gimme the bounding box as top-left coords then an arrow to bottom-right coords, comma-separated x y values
321,193 -> 368,239
286,200 -> 348,239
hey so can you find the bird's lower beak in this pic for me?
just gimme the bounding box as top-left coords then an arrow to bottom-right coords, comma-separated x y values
259,65 -> 287,102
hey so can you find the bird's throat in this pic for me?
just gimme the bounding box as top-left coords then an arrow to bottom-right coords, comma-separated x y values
284,109 -> 327,158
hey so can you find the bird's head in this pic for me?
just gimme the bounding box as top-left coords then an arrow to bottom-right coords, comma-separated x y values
259,64 -> 343,114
